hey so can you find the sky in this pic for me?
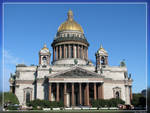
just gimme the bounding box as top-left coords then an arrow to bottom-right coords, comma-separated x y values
2,3 -> 146,93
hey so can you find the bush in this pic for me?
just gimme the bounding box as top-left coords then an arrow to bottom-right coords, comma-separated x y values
131,93 -> 146,107
7,105 -> 19,110
27,99 -> 64,110
4,92 -> 19,105
91,98 -> 125,108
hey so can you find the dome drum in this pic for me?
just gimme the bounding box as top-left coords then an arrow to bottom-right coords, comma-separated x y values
51,36 -> 89,47
51,10 -> 89,65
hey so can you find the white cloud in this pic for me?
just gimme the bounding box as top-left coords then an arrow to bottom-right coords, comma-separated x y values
3,50 -> 24,92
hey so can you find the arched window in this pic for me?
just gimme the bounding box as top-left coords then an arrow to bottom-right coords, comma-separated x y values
116,91 -> 120,99
113,87 -> 121,99
26,91 -> 30,103
101,57 -> 105,65
43,56 -> 47,60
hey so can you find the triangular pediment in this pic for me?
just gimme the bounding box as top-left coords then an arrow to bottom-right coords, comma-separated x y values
48,66 -> 102,78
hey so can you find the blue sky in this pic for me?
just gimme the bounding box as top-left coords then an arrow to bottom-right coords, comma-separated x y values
2,3 -> 146,93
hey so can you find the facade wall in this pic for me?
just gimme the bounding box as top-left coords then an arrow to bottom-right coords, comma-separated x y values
36,83 -> 44,100
12,65 -> 131,105
103,82 -> 126,102
15,84 -> 34,105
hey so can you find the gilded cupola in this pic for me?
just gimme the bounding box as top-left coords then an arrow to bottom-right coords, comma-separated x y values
58,10 -> 84,33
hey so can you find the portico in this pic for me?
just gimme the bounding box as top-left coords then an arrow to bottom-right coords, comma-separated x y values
48,81 -> 104,107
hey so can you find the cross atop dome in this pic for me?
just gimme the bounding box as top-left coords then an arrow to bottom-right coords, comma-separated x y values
97,44 -> 107,54
67,9 -> 73,21
42,44 -> 48,50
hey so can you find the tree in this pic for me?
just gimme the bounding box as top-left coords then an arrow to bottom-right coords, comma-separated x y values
0,92 -> 2,106
4,92 -> 19,105
147,88 -> 150,112
74,59 -> 78,65
27,99 -> 64,110
131,93 -> 146,107
91,98 -> 125,108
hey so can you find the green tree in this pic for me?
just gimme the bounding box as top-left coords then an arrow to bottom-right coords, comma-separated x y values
147,88 -> 150,112
27,99 -> 64,110
131,93 -> 146,107
4,92 -> 19,105
0,92 -> 2,106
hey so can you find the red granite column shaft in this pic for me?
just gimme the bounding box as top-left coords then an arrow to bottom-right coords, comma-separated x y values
77,45 -> 79,58
98,83 -> 104,99
78,45 -> 81,58
49,83 -> 52,101
98,84 -> 100,99
64,83 -> 67,107
56,83 -> 59,102
53,47 -> 55,61
56,46 -> 58,60
94,83 -> 97,100
83,46 -> 85,59
81,45 -> 83,59
68,44 -> 71,58
59,45 -> 62,59
86,83 -> 89,106
84,47 -> 86,60
64,45 -> 66,58
72,83 -> 75,106
84,84 -> 87,105
79,83 -> 82,105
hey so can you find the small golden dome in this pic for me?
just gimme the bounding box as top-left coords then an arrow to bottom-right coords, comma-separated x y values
98,44 -> 107,53
42,44 -> 48,50
58,10 -> 84,33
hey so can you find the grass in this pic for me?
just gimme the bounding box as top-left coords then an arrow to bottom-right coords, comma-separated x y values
2,109 -> 140,113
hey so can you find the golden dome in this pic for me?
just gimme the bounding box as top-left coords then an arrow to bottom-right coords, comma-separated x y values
98,44 -> 107,53
42,44 -> 48,50
58,10 -> 84,33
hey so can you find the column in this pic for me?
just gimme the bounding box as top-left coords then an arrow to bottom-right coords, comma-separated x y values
106,56 -> 108,65
79,83 -> 82,105
73,45 -> 75,58
64,83 -> 67,107
84,84 -> 87,105
94,83 -> 97,100
84,47 -> 86,60
64,45 -> 66,58
39,55 -> 41,64
31,91 -> 32,101
86,83 -> 89,106
86,48 -> 88,59
98,83 -> 104,99
72,83 -> 75,106
53,47 -> 55,61
82,46 -> 85,59
49,83 -> 52,101
130,86 -> 132,101
56,46 -> 58,60
81,45 -> 83,59
77,45 -> 79,58
59,45 -> 62,59
56,83 -> 59,102
68,44 -> 71,58
78,45 -> 80,58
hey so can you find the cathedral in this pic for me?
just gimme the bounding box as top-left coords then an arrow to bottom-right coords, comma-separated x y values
9,10 -> 133,107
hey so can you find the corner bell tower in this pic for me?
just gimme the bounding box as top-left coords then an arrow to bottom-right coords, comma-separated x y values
95,45 -> 108,73
39,44 -> 51,67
